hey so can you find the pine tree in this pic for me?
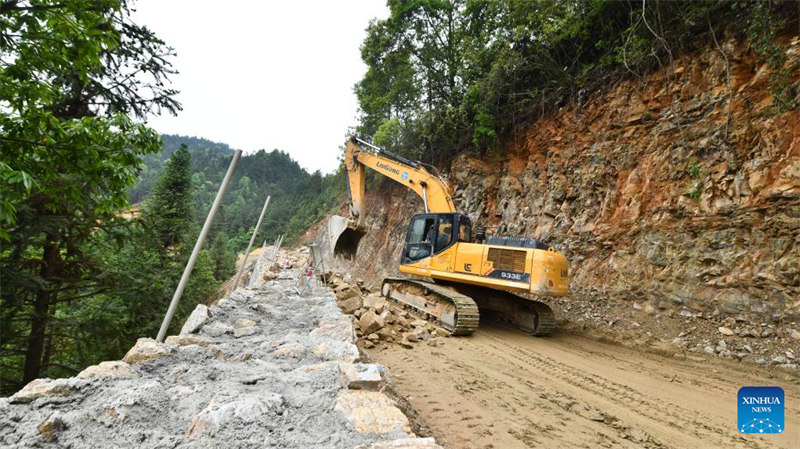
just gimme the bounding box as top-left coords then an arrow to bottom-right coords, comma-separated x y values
211,232 -> 234,281
145,144 -> 193,255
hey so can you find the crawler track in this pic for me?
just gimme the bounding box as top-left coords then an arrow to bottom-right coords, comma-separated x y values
381,278 -> 558,336
382,278 -> 479,335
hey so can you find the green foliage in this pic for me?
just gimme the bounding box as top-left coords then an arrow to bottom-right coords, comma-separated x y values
686,161 -> 703,200
143,145 -> 194,252
687,161 -> 701,180
356,0 -> 798,162
744,1 -> 797,112
130,135 -> 346,254
0,0 -> 179,392
211,232 -> 234,281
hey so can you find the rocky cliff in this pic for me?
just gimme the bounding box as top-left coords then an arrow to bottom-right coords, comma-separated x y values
318,36 -> 800,363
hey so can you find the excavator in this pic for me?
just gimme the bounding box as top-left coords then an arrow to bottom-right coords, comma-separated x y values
331,136 -> 569,336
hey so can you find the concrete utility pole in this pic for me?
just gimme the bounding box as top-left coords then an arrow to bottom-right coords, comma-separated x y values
231,195 -> 271,292
156,150 -> 242,342
248,239 -> 269,288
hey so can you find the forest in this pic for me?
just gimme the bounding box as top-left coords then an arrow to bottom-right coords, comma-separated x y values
0,1 -> 341,394
1,0 -> 796,395
357,0 -> 797,163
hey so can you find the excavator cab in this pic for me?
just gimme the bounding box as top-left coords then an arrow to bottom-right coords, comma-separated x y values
401,213 -> 471,264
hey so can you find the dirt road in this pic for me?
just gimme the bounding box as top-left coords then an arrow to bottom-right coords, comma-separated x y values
369,324 -> 800,449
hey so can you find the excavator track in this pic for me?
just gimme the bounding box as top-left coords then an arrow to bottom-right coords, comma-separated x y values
381,278 -> 557,336
445,282 -> 557,336
382,278 -> 479,335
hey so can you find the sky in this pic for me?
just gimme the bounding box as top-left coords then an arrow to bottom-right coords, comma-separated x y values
131,0 -> 389,174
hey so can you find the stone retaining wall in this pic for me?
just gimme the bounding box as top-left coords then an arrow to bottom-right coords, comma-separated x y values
0,263 -> 441,449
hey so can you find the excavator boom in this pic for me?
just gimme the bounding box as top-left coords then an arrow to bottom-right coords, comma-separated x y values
344,136 -> 456,226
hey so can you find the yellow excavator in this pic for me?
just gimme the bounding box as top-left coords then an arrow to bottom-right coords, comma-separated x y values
332,136 -> 569,336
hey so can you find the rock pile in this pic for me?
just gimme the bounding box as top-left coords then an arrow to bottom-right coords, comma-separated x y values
0,258 -> 442,449
328,275 -> 445,350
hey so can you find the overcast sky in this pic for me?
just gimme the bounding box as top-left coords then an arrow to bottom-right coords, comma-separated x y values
131,0 -> 389,174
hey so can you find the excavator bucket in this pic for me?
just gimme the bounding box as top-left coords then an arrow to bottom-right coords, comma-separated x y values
327,215 -> 366,260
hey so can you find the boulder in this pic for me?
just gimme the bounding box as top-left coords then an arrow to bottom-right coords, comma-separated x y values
334,390 -> 412,435
180,304 -> 210,334
399,336 -> 414,348
339,363 -> 386,391
310,316 -> 356,343
379,309 -> 394,324
202,322 -> 234,337
10,378 -> 81,404
363,295 -> 387,312
410,319 -> 428,328
377,327 -> 396,341
274,343 -> 305,359
340,296 -> 362,315
313,342 -> 360,363
359,310 -> 385,334
233,317 -> 256,327
233,326 -> 258,338
123,338 -> 169,365
337,288 -> 360,302
165,335 -> 212,347
413,326 -> 430,342
77,361 -> 138,380
187,393 -> 284,437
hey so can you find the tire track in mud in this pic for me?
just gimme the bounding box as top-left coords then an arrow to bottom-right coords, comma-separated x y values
457,333 -> 669,448
469,330 -> 758,449
371,324 -> 799,449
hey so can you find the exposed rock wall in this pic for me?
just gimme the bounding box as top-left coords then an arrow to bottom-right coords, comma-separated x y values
325,37 -> 799,328
0,258 -> 442,449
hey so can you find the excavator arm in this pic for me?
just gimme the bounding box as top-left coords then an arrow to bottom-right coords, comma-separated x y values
344,136 -> 456,229
332,136 -> 456,259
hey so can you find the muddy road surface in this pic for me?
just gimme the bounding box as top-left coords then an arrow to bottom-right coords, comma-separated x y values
369,324 -> 799,449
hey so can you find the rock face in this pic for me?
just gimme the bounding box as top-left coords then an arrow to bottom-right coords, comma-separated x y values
319,38 -> 800,343
0,262 -> 437,448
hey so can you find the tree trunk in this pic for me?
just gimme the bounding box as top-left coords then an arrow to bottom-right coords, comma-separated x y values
22,238 -> 59,384
40,301 -> 58,378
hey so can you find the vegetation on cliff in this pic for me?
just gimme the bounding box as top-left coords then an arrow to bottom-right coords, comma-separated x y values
356,0 -> 797,162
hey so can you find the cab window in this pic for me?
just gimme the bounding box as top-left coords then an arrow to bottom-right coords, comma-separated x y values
458,217 -> 472,243
435,215 -> 453,252
405,216 -> 436,261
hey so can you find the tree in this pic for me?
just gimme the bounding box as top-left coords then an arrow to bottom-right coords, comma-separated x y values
143,144 -> 193,254
0,0 -> 179,389
210,232 -> 234,281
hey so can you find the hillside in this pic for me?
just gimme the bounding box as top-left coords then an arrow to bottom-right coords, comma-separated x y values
307,17 -> 800,448
320,34 -> 800,363
131,135 -> 344,249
